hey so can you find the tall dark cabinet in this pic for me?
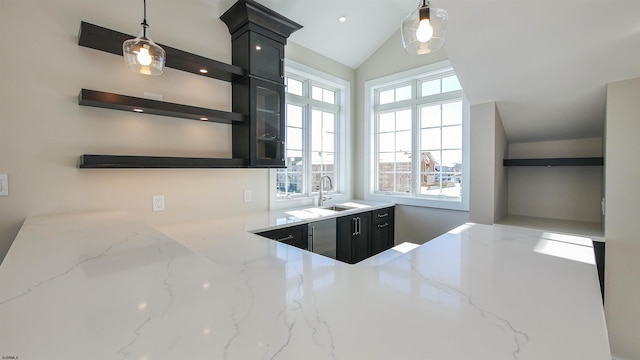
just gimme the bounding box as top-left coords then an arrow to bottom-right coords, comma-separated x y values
221,0 -> 302,168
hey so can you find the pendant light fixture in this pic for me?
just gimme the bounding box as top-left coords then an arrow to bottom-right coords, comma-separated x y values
401,0 -> 448,55
123,0 -> 166,75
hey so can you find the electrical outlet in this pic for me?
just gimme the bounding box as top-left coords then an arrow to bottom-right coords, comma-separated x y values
0,174 -> 8,196
243,189 -> 252,203
153,195 -> 165,212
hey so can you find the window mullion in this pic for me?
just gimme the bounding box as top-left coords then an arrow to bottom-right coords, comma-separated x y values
373,112 -> 379,193
304,103 -> 312,196
412,103 -> 420,197
412,80 -> 419,197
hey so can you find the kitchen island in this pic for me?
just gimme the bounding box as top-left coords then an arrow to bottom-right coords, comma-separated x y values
0,207 -> 610,359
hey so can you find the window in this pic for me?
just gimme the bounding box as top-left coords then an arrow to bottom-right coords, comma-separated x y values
271,61 -> 350,209
365,61 -> 469,210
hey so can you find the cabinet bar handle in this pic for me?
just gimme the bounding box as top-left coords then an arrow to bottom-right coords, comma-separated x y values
280,58 -> 285,79
275,234 -> 294,242
352,218 -> 357,236
377,223 -> 389,228
377,213 -> 388,218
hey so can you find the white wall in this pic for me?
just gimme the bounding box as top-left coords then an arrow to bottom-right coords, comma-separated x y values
494,110 -> 509,221
604,78 -> 640,360
0,0 -> 354,263
507,138 -> 603,223
394,206 -> 469,245
469,102 -> 508,224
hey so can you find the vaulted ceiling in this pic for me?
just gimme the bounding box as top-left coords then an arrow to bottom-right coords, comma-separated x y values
207,0 -> 640,143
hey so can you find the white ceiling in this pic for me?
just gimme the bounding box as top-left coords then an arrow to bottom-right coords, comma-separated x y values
209,0 -> 416,68
206,0 -> 640,143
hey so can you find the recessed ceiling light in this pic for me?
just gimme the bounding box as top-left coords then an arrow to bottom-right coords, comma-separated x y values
133,108 -> 144,113
338,14 -> 348,23
199,69 -> 208,74
255,45 -> 262,51
200,117 -> 208,121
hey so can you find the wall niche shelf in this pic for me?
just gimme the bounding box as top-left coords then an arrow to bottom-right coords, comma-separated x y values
79,89 -> 244,124
495,214 -> 603,238
503,157 -> 604,167
78,22 -> 244,82
79,155 -> 250,169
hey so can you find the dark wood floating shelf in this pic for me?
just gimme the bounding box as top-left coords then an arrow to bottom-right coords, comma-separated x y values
79,154 -> 251,169
79,89 -> 245,124
503,157 -> 604,167
78,21 -> 245,82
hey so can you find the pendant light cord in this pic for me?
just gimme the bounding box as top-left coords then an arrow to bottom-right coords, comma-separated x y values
141,0 -> 148,38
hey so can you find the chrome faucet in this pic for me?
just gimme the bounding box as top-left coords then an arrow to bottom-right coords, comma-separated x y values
318,175 -> 333,206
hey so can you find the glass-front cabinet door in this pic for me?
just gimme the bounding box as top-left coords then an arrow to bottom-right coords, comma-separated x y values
231,76 -> 286,167
252,78 -> 285,166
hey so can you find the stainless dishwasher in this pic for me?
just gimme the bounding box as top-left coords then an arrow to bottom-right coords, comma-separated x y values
308,218 -> 337,259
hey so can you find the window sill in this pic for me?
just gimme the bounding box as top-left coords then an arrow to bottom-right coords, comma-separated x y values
365,193 -> 468,211
271,193 -> 350,211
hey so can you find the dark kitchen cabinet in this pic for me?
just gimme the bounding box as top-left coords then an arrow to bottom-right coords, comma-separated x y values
221,0 -> 302,168
336,212 -> 371,264
232,77 -> 285,166
371,207 -> 395,256
256,205 -> 395,264
256,224 -> 308,250
232,32 -> 285,83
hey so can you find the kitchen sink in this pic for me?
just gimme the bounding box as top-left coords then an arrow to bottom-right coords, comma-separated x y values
324,205 -> 355,212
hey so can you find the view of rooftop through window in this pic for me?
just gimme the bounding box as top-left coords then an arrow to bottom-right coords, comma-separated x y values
371,68 -> 464,203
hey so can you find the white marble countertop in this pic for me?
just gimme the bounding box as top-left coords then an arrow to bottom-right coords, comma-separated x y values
0,206 -> 610,359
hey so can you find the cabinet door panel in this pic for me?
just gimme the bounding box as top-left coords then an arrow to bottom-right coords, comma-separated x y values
255,84 -> 282,162
232,77 -> 285,167
336,216 -> 353,263
249,33 -> 284,83
371,221 -> 391,255
352,213 -> 371,263
256,225 -> 307,250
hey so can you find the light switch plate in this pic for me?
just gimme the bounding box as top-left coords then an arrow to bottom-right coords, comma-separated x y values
0,174 -> 8,196
243,189 -> 252,203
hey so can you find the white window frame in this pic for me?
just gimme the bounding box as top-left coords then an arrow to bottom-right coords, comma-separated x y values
364,60 -> 470,211
269,60 -> 351,210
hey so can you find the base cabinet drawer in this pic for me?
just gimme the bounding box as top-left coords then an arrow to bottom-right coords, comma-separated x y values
371,207 -> 395,256
256,225 -> 308,250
